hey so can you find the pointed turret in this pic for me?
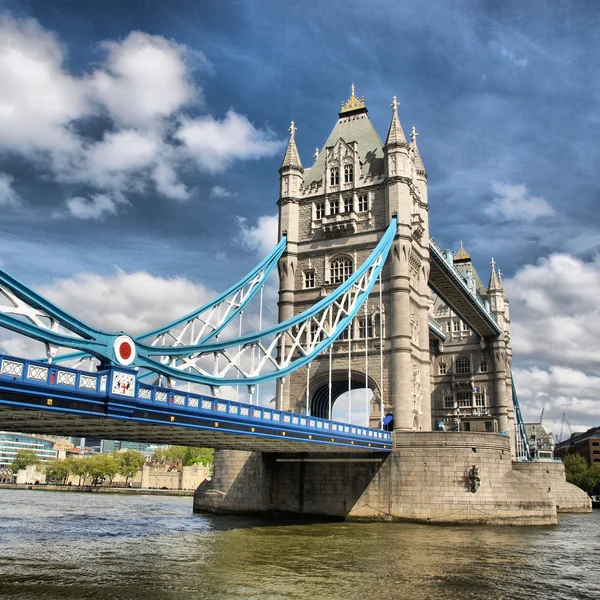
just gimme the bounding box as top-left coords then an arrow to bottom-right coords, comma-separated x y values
410,126 -> 426,177
488,257 -> 501,291
280,121 -> 303,171
385,96 -> 407,147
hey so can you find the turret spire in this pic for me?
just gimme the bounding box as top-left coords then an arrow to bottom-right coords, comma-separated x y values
281,120 -> 303,170
488,257 -> 501,290
410,125 -> 426,175
385,95 -> 407,147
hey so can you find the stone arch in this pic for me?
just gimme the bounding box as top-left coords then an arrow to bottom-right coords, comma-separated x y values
302,370 -> 380,420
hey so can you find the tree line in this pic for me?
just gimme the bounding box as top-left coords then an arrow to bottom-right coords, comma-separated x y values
11,445 -> 214,487
564,454 -> 600,495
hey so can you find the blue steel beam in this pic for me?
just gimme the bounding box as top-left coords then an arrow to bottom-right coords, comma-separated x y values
0,353 -> 392,452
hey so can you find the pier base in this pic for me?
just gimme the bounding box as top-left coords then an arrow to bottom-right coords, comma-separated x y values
194,433 -> 591,525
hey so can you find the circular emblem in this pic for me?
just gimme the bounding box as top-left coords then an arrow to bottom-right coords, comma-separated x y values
113,335 -> 136,366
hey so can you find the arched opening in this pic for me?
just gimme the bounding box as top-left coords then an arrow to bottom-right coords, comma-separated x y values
383,414 -> 394,431
307,371 -> 379,425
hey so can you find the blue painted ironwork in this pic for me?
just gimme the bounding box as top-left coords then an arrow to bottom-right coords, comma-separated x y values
131,219 -> 397,386
428,236 -> 501,335
0,353 -> 392,451
428,315 -> 446,341
511,376 -> 531,461
45,235 -> 288,365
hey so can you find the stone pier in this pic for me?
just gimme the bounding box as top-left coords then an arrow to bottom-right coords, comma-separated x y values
195,433 -> 591,525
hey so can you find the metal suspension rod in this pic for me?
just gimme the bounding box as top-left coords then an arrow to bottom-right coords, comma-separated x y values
256,286 -> 263,404
328,344 -> 333,420
236,311 -> 243,402
348,320 -> 352,424
379,273 -> 384,430
364,302 -> 369,427
306,363 -> 310,416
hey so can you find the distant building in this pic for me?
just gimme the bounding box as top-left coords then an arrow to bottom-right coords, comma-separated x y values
100,440 -> 151,453
524,423 -> 555,460
0,431 -> 58,468
554,426 -> 600,466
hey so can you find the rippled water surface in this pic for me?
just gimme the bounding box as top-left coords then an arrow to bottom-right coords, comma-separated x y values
0,489 -> 598,600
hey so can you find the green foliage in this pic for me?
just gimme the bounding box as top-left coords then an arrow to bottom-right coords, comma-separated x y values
163,446 -> 214,467
71,456 -> 93,486
118,450 -> 145,485
89,453 -> 121,485
11,449 -> 40,472
43,459 -> 70,484
151,447 -> 167,463
564,454 -> 600,494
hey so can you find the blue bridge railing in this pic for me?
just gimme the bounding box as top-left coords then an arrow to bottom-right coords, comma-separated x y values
0,353 -> 392,446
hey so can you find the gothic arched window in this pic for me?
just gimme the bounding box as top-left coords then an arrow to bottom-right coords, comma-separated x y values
330,167 -> 339,186
344,164 -> 353,183
455,356 -> 471,374
329,256 -> 353,284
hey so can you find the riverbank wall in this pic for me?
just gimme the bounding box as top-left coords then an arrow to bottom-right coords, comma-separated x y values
0,483 -> 194,496
194,432 -> 591,525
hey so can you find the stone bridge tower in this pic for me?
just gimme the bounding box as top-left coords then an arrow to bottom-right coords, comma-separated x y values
276,87 -> 432,431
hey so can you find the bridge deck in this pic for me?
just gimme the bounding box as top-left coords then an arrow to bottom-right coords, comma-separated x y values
0,354 -> 391,453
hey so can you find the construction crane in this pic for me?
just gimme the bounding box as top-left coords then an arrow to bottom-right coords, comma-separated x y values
559,412 -> 573,443
539,407 -> 545,425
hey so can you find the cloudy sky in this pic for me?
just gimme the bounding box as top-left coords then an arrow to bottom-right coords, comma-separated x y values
0,0 -> 598,437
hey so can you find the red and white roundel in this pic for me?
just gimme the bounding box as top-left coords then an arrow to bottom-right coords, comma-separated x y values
113,335 -> 136,366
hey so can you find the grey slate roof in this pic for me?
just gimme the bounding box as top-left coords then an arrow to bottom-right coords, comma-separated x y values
303,112 -> 385,186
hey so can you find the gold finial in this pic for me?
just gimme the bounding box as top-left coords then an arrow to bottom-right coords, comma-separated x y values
288,121 -> 297,137
390,96 -> 399,112
411,126 -> 419,144
454,240 -> 471,261
341,84 -> 366,113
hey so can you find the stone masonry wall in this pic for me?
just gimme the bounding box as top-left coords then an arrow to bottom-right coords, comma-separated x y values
193,433 -> 589,525
512,461 -> 591,513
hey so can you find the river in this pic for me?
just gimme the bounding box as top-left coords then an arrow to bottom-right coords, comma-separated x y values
0,489 -> 598,600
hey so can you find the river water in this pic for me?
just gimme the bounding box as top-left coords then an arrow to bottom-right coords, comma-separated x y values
0,489 -> 598,600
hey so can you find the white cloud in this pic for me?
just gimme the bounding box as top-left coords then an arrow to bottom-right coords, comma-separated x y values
484,181 -> 555,222
64,194 -> 120,220
209,185 -> 233,199
506,252 -> 600,434
506,253 -> 600,370
40,270 -> 216,335
0,15 -> 88,155
514,366 -> 600,437
176,110 -> 285,173
236,214 -> 279,258
0,172 -> 19,206
89,31 -> 197,128
0,16 -> 284,217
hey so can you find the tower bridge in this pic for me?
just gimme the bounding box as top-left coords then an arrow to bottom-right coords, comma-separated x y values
0,87 -> 590,523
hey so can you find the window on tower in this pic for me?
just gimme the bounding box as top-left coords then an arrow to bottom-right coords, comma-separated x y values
329,256 -> 353,284
330,167 -> 339,186
439,362 -> 447,375
457,390 -> 472,408
344,197 -> 353,213
344,165 -> 353,183
315,202 -> 325,219
329,199 -> 339,215
303,270 -> 316,289
358,317 -> 374,339
358,194 -> 369,212
455,356 -> 471,374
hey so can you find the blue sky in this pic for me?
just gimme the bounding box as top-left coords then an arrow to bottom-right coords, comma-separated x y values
0,0 -> 599,435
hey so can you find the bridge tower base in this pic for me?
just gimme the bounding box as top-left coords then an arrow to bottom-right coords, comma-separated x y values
194,434 -> 591,525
